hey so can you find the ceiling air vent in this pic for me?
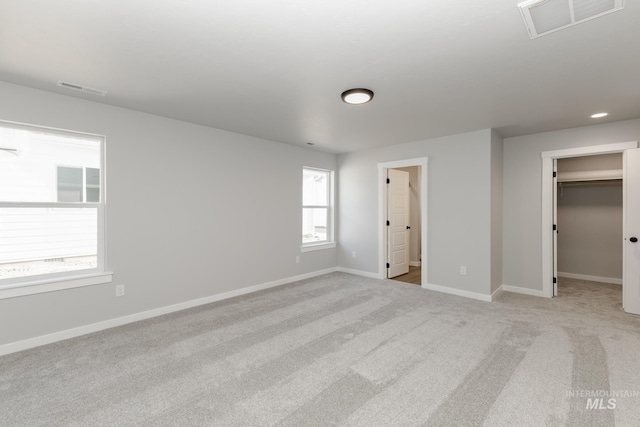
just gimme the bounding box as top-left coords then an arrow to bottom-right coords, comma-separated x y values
57,81 -> 107,97
518,0 -> 625,39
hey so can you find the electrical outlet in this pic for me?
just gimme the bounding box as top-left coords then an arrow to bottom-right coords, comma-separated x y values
352,251 -> 357,258
460,266 -> 467,276
115,284 -> 125,297
295,255 -> 300,264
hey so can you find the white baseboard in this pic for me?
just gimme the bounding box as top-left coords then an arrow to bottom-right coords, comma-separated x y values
501,284 -> 546,298
409,261 -> 421,267
0,267 -> 338,357
421,282 -> 492,302
558,272 -> 622,285
336,267 -> 383,280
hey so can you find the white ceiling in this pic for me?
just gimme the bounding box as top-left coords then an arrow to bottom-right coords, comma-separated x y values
1,0 -> 638,153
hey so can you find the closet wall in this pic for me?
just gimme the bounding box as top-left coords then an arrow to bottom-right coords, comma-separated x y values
557,154 -> 623,283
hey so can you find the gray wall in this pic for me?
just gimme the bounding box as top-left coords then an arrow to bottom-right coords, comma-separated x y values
338,129 -> 495,296
503,119 -> 640,291
490,130 -> 503,294
5,78 -> 639,348
0,81 -> 337,346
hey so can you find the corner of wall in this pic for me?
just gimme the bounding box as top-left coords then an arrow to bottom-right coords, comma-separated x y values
490,129 -> 504,294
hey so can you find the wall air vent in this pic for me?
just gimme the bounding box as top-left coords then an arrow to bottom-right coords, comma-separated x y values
57,81 -> 107,97
518,0 -> 624,39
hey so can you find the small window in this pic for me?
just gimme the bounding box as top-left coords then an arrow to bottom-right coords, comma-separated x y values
57,166 -> 101,202
0,121 -> 106,289
302,167 -> 334,248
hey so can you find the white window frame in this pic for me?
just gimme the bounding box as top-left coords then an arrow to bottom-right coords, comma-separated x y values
0,120 -> 111,300
301,167 -> 336,252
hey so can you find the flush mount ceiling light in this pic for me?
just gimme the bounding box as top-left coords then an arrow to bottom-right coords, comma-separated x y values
591,112 -> 609,118
341,88 -> 374,105
518,0 -> 625,39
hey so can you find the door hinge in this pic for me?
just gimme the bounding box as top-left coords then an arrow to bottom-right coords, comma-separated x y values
553,277 -> 557,284
386,220 -> 390,226
386,178 -> 390,184
553,171 -> 557,178
386,263 -> 390,269
553,224 -> 557,231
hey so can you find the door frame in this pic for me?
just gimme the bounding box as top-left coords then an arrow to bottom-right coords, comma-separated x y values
541,141 -> 638,298
378,157 -> 429,286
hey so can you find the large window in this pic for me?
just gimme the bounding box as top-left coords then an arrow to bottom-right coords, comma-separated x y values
302,167 -> 335,250
0,121 -> 108,294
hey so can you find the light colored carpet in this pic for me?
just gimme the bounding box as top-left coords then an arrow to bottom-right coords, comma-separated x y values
1,273 -> 639,426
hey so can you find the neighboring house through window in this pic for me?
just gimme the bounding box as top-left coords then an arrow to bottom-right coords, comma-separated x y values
57,166 -> 100,202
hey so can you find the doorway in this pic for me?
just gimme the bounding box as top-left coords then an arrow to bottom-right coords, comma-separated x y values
555,154 -> 623,299
541,141 -> 640,315
378,157 -> 428,287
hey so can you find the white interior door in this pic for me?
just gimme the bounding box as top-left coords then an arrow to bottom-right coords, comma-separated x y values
623,149 -> 640,314
387,169 -> 410,278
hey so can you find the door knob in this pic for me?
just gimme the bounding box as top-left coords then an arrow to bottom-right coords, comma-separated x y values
631,237 -> 638,243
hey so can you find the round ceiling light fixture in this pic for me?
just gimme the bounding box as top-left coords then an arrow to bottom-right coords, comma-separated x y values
591,112 -> 608,118
341,88 -> 374,105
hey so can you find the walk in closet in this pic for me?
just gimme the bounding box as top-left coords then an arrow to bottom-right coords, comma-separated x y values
556,154 -> 623,285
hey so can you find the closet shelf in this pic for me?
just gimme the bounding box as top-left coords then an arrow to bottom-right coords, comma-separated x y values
557,169 -> 622,183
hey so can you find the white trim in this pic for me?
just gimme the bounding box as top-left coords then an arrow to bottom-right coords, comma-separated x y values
421,282 -> 492,302
540,142 -> 638,159
501,284 -> 546,298
0,119 -> 105,140
409,261 -> 421,267
0,268 -> 338,356
558,272 -> 622,285
0,272 -> 113,300
378,157 -> 429,287
337,267 -> 384,280
300,242 -> 336,252
541,141 -> 638,298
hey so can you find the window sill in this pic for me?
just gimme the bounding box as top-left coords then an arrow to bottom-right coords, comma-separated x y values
301,242 -> 337,253
0,272 -> 113,300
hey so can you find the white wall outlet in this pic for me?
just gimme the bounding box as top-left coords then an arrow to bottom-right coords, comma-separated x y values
460,266 -> 467,276
295,255 -> 300,264
352,251 -> 357,258
115,284 -> 125,297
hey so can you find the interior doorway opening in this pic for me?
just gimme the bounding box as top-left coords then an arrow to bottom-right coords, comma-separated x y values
378,157 -> 428,287
555,154 -> 623,300
541,141 -> 640,315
